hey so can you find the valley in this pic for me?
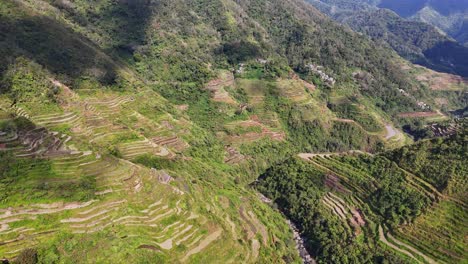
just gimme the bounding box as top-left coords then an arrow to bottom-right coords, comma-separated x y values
306,0 -> 468,77
0,0 -> 466,263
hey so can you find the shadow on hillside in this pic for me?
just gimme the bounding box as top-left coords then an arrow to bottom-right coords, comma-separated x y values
422,41 -> 468,78
0,0 -> 156,87
0,13 -> 118,86
102,0 -> 154,55
50,0 -> 154,56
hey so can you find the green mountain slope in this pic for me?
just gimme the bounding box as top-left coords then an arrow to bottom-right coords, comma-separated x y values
257,128 -> 468,263
306,0 -> 468,77
0,0 -> 466,263
378,0 -> 468,46
308,0 -> 468,46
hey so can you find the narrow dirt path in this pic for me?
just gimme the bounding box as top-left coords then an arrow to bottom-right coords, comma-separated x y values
175,230 -> 197,246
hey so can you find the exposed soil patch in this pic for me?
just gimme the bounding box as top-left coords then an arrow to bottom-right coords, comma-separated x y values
158,239 -> 173,250
348,208 -> 366,235
50,79 -> 79,107
225,118 -> 285,143
153,170 -> 174,184
224,146 -> 245,164
385,124 -> 400,139
251,239 -> 260,260
152,136 -> 188,152
205,72 -> 237,104
324,174 -> 350,194
176,104 -> 189,111
350,208 -> 365,227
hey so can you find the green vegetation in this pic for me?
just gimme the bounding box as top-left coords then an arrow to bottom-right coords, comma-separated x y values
256,158 -> 413,263
307,0 -> 468,77
386,130 -> 467,197
257,127 -> 467,263
328,100 -> 382,132
0,0 -> 466,263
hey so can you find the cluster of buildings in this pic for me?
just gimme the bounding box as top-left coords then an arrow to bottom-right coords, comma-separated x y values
306,64 -> 336,86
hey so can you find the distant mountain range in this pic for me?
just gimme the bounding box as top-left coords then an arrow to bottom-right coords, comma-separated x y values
379,0 -> 468,17
307,0 -> 468,76
379,0 -> 468,46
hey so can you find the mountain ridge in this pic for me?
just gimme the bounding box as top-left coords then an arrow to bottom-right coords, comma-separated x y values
306,0 -> 468,76
0,0 -> 466,263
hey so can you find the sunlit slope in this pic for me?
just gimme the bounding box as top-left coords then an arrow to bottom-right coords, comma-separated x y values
0,60 -> 299,263
257,131 -> 467,263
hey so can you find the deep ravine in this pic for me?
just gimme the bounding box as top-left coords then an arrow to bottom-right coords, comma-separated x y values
257,193 -> 316,264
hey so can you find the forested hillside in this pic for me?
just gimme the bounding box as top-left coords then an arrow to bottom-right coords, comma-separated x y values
308,0 -> 468,47
0,0 -> 466,263
378,0 -> 468,52
257,127 -> 467,263
306,0 -> 468,76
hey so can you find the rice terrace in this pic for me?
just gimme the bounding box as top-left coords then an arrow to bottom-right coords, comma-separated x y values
0,0 -> 467,263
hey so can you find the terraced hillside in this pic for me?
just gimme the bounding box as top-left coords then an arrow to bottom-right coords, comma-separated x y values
0,76 -> 304,262
257,129 -> 467,263
405,64 -> 467,113
1,0 -> 466,262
